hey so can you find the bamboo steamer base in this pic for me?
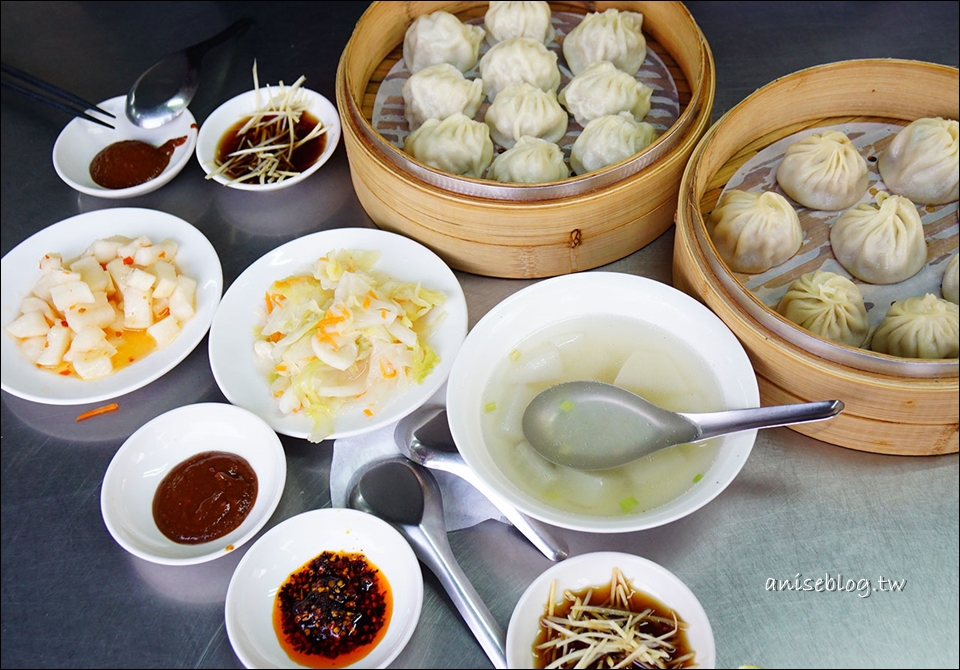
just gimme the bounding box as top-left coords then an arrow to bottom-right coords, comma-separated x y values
673,59 -> 959,456
337,2 -> 714,278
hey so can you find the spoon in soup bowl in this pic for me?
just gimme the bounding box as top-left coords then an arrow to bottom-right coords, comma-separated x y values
522,380 -> 844,471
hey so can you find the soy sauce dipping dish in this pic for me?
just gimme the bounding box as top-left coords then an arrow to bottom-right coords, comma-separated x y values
225,507 -> 423,669
100,402 -> 286,566
506,552 -> 716,669
52,95 -> 198,198
195,84 -> 341,192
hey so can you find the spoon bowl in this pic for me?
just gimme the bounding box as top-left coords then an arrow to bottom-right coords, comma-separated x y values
522,380 -> 844,470
126,18 -> 253,129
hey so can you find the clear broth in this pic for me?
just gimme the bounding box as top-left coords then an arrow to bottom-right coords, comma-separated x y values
480,315 -> 726,516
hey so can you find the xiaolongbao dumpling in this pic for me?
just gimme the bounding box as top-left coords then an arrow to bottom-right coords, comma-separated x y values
942,252 -> 959,304
570,112 -> 657,175
878,117 -> 959,205
403,10 -> 485,74
776,130 -> 869,210
478,36 -> 561,101
562,8 -> 647,76
488,136 -> 570,183
404,113 -> 494,178
558,60 -> 653,126
484,1 -> 555,45
708,189 -> 803,274
870,294 -> 959,359
402,63 -> 484,131
829,192 -> 927,284
483,83 -> 568,149
776,270 -> 870,347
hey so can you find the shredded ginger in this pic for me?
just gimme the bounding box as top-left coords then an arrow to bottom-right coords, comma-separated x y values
536,568 -> 696,669
253,248 -> 445,442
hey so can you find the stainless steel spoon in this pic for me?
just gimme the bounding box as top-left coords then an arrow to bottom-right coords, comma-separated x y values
522,380 -> 844,470
347,457 -> 508,669
395,405 -> 568,562
125,18 -> 253,129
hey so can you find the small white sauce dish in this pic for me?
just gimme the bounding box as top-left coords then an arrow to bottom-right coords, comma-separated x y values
52,95 -> 198,198
506,551 -> 716,669
100,402 -> 286,566
196,84 -> 341,191
225,507 -> 423,669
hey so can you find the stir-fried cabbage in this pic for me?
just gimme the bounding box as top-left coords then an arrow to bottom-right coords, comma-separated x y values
254,249 -> 445,441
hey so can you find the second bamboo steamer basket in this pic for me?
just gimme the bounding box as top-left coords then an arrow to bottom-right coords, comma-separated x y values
336,1 -> 715,278
673,58 -> 959,456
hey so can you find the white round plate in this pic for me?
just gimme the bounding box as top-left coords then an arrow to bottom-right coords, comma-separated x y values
196,85 -> 341,191
100,402 -> 286,566
507,551 -> 716,669
1,207 -> 223,405
225,508 -> 423,669
52,95 -> 198,198
208,227 -> 467,441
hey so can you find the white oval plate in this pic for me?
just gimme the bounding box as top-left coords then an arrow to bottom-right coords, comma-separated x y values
1,208 -> 223,405
196,85 -> 341,191
225,508 -> 423,669
507,551 -> 716,669
52,95 -> 198,198
208,227 -> 467,441
100,402 -> 286,565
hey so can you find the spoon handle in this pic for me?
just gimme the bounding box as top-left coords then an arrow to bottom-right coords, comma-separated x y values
682,400 -> 844,440
424,452 -> 569,562
405,524 -> 508,669
185,18 -> 254,60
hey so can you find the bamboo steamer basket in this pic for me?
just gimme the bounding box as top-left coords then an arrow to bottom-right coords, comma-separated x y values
336,1 -> 714,278
673,59 -> 959,456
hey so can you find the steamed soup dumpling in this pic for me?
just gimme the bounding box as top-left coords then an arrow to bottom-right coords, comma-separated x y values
562,8 -> 647,76
478,36 -> 561,101
878,117 -> 959,205
870,294 -> 959,359
829,192 -> 927,284
403,113 -> 494,178
403,10 -> 485,74
776,270 -> 870,347
708,189 -> 803,274
570,111 -> 657,176
488,136 -> 569,184
402,63 -> 484,131
483,83 -> 568,149
776,130 -> 869,210
558,60 -> 653,126
484,1 -> 555,46
943,252 -> 960,304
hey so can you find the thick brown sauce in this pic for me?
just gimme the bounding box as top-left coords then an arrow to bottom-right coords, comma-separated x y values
215,110 -> 326,179
273,550 -> 392,669
89,136 -> 187,189
152,450 -> 258,544
534,580 -> 696,669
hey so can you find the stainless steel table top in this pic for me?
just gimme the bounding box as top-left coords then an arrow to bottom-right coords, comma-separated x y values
2,2 -> 958,668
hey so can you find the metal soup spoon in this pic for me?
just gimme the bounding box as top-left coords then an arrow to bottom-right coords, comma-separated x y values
522,380 -> 844,471
125,18 -> 253,129
395,405 -> 568,562
347,457 -> 508,670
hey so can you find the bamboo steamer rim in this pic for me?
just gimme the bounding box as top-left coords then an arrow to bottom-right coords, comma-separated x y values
336,1 -> 714,203
677,58 -> 959,380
